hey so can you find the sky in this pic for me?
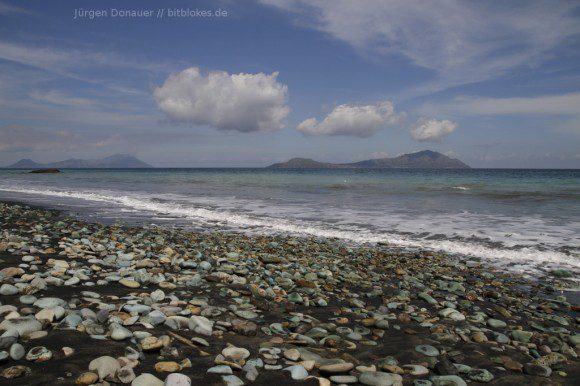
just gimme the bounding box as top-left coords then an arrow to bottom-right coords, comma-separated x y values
0,0 -> 579,168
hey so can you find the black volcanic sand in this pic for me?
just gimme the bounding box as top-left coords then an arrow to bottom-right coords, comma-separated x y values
0,201 -> 578,385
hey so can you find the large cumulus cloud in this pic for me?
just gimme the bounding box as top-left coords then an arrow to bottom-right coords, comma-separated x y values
154,67 -> 289,133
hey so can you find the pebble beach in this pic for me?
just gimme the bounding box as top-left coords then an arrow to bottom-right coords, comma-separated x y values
0,201 -> 578,385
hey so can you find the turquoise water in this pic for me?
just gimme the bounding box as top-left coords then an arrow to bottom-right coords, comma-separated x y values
0,168 -> 578,274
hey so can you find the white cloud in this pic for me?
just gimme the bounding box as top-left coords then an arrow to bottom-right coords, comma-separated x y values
411,118 -> 457,141
0,1 -> 29,15
261,0 -> 580,91
423,93 -> 580,116
0,125 -> 104,152
297,101 -> 402,137
154,67 -> 289,133
29,90 -> 94,107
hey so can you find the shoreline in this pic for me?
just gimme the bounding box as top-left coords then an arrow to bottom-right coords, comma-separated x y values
0,200 -> 578,385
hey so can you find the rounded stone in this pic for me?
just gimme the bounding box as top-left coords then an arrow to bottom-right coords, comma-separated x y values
222,346 -> 250,361
188,315 -> 213,336
118,365 -> 136,384
284,348 -> 300,361
19,295 -> 37,305
284,365 -> 308,380
164,373 -> 192,386
110,323 -> 133,341
487,319 -> 507,329
0,284 -> 19,296
9,343 -> 25,360
89,356 -> 120,381
416,345 -> 440,357
132,373 -> 164,386
75,372 -> 99,385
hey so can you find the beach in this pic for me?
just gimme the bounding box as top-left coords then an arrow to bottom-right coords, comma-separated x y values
0,200 -> 578,385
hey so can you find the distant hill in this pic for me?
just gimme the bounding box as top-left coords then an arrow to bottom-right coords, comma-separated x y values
267,150 -> 470,169
6,154 -> 153,169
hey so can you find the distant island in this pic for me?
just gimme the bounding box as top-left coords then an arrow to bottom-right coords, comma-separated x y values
267,150 -> 470,169
6,154 -> 152,169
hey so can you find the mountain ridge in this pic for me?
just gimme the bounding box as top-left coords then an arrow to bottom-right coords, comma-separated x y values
267,150 -> 470,169
6,154 -> 153,169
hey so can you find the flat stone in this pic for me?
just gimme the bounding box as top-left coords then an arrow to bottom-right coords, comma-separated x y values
0,317 -> 43,337
155,361 -> 181,373
416,345 -> 440,357
330,375 -> 358,384
487,319 -> 507,329
359,371 -> 403,386
511,330 -> 533,343
132,373 -> 164,386
25,346 -> 52,362
404,365 -> 429,376
430,375 -> 467,386
0,284 -> 19,295
1,365 -> 31,379
119,279 -> 140,288
319,362 -> 354,374
523,363 -> 552,377
222,346 -> 250,361
234,310 -> 258,320
467,368 -> 493,383
222,375 -> 244,386
188,316 -> 213,336
33,297 -> 66,308
207,365 -> 233,374
191,337 -> 209,347
35,308 -> 55,322
75,372 -> 99,385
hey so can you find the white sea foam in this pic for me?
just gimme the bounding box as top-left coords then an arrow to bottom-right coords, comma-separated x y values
452,186 -> 470,190
1,185 -> 578,274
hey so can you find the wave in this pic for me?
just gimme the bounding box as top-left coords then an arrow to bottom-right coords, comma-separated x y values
452,186 -> 471,191
0,186 -> 578,274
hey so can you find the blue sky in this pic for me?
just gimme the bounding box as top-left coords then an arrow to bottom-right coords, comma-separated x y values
0,0 -> 579,168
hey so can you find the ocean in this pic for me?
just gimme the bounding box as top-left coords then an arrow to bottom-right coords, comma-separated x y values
0,168 -> 578,276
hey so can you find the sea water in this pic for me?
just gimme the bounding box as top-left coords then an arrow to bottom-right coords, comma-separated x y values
0,168 -> 578,275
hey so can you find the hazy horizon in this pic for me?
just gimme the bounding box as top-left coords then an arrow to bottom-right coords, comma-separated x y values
1,1 -> 579,168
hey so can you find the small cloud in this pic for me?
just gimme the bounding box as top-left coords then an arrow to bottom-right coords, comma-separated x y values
297,101 -> 402,138
154,67 -> 289,133
0,1 -> 30,15
473,142 -> 502,149
0,125 -> 124,153
410,118 -> 457,142
367,151 -> 389,159
444,150 -> 460,158
29,90 -> 94,107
